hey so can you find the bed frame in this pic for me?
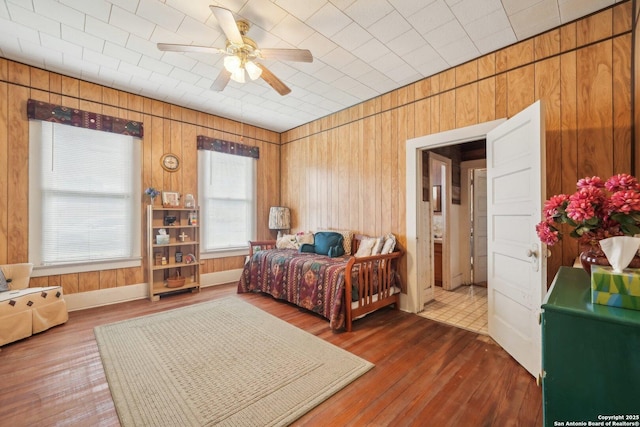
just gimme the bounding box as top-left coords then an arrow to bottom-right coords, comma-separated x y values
247,234 -> 403,332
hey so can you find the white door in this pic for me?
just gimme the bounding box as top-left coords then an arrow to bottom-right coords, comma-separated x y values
418,199 -> 433,306
472,169 -> 488,284
486,100 -> 546,378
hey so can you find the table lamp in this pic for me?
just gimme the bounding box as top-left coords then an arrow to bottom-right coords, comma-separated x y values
268,206 -> 290,238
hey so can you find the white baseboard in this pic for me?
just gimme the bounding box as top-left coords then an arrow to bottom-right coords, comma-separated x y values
66,269 -> 244,312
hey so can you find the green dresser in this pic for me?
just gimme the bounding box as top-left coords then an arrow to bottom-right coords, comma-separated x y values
542,267 -> 640,426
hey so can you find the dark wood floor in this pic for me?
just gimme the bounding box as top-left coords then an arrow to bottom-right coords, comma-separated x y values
0,284 -> 542,426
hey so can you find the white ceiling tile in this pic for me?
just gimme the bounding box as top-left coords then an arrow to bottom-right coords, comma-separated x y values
341,57 -> 374,79
298,31 -> 337,58
7,0 -> 33,11
109,6 -> 155,39
17,38 -> 62,65
0,2 -> 8,19
41,33 -> 83,58
83,48 -> 120,69
352,37 -> 390,63
312,65 -> 342,83
408,0 -> 455,37
118,61 -> 151,79
165,0 -> 214,23
388,0 -> 434,19
450,0 -> 502,25
127,34 -> 164,60
438,36 -> 479,65
369,50 -> 404,74
139,55 -> 174,75
109,0 -> 139,14
510,0 -> 560,40
345,0 -> 393,28
103,41 -> 142,64
33,0 -> 85,30
463,8 -> 511,41
86,16 -> 129,46
147,71 -> 180,88
424,19 -> 466,49
63,55 -> 100,76
558,0 -> 614,23
138,0 -> 185,32
387,29 -> 428,57
176,16 -> 222,45
271,14 -> 314,46
331,22 -> 372,51
7,2 -> 60,37
191,61 -> 218,79
321,46 -> 357,69
306,3 -> 352,38
0,17 -> 40,43
474,26 -> 517,54
367,11 -> 412,44
59,0 -> 111,22
274,0 -> 325,21
239,0 -> 287,31
501,0 -> 543,16
62,25 -> 105,51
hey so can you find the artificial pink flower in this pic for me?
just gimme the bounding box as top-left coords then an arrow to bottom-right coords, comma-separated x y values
605,173 -> 639,192
543,194 -> 568,220
609,190 -> 640,214
536,221 -> 559,246
565,187 -> 603,222
577,176 -> 604,189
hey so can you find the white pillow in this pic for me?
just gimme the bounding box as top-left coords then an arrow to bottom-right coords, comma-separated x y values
295,231 -> 314,246
276,234 -> 298,249
354,237 -> 378,257
371,236 -> 385,255
380,233 -> 397,254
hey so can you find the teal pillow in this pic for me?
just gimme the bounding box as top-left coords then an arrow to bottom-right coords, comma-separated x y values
314,232 -> 344,257
299,243 -> 315,253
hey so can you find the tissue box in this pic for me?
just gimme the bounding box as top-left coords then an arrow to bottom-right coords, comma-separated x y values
156,235 -> 170,245
591,265 -> 640,311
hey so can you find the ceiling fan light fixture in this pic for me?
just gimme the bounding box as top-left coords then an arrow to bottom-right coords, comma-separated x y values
224,55 -> 241,73
230,67 -> 246,83
245,60 -> 262,80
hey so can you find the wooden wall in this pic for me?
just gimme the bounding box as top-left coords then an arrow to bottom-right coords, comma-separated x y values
280,2 -> 634,285
0,59 -> 281,295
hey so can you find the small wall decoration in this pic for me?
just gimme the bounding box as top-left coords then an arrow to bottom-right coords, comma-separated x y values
161,153 -> 180,172
162,191 -> 180,207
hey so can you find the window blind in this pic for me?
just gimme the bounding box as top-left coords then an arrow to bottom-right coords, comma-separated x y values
29,120 -> 141,271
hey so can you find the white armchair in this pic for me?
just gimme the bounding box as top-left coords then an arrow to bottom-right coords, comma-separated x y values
0,263 -> 68,346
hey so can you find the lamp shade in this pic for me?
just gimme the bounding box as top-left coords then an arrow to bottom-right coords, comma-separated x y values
268,206 -> 290,230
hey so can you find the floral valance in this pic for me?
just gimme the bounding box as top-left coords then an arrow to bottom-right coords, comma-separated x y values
197,135 -> 259,159
27,99 -> 143,138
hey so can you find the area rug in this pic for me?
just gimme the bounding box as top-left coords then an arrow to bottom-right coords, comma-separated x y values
94,297 -> 373,426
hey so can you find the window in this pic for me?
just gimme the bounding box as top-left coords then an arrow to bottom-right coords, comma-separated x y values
199,150 -> 256,257
29,121 -> 141,275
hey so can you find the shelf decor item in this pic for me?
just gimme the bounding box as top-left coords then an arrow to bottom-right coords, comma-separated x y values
162,191 -> 180,207
145,187 -> 160,205
536,174 -> 640,272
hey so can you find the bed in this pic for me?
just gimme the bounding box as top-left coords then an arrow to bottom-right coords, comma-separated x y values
238,233 -> 403,331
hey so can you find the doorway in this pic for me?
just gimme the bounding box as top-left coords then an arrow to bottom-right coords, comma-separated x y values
418,147 -> 488,334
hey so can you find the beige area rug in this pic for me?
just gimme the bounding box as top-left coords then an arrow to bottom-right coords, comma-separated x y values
94,297 -> 373,427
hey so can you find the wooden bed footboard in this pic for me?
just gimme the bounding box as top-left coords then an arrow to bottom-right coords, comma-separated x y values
343,250 -> 403,332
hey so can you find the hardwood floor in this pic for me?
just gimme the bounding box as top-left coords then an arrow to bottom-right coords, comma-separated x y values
0,284 -> 542,426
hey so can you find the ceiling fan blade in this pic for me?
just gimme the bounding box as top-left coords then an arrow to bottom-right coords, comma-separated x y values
211,68 -> 231,92
157,43 -> 224,54
210,6 -> 243,46
257,64 -> 291,96
259,48 -> 313,63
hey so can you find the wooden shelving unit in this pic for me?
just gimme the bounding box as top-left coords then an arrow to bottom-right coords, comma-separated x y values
147,205 -> 200,301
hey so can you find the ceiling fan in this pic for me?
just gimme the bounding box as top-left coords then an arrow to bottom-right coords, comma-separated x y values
157,5 -> 313,96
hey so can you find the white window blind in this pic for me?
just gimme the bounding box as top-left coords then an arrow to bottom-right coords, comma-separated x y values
199,150 -> 256,255
29,121 -> 141,275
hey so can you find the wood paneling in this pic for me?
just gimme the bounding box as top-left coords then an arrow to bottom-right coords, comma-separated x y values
280,2 -> 632,285
0,61 -> 281,293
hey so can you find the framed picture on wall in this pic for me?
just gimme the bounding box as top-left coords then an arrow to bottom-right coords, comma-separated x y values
432,185 -> 441,213
162,191 -> 180,207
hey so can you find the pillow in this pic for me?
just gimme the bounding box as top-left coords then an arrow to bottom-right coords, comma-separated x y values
354,237 -> 378,257
371,236 -> 385,255
380,233 -> 397,254
299,243 -> 315,253
312,232 -> 345,257
295,231 -> 314,246
320,229 -> 353,255
0,268 -> 8,292
276,234 -> 298,249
